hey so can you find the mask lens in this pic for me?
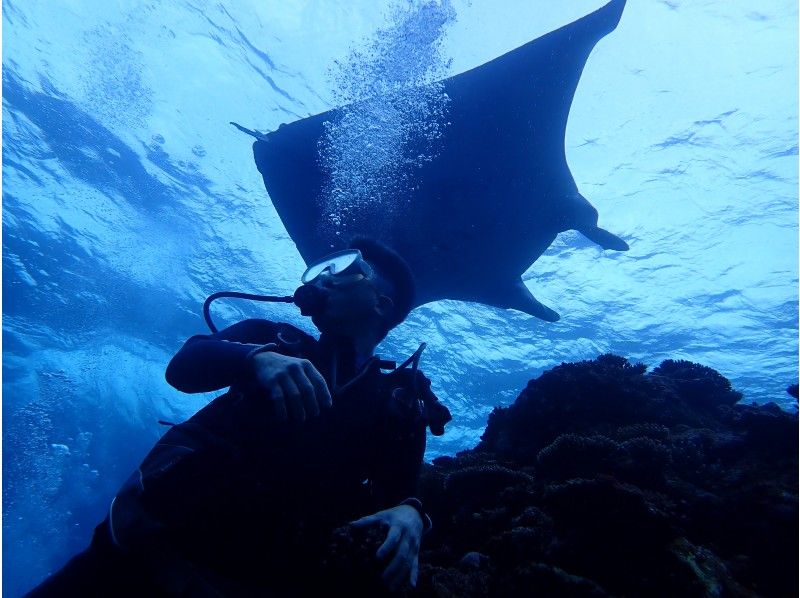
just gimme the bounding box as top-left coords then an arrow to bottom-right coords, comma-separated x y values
301,249 -> 362,284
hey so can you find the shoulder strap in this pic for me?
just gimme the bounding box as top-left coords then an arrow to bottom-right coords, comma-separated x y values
386,363 -> 452,437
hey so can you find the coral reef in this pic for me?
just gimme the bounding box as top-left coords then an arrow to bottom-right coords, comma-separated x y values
325,354 -> 797,596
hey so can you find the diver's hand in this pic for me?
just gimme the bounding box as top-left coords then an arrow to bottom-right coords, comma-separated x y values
247,351 -> 332,423
351,505 -> 423,591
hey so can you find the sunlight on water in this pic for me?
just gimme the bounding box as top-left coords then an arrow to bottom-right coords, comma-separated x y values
2,0 -> 797,594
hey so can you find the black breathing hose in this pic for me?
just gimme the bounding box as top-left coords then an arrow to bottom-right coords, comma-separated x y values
203,291 -> 294,333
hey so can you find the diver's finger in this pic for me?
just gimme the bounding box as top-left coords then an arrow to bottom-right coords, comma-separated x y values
411,554 -> 419,587
268,383 -> 288,422
376,526 -> 402,560
350,514 -> 380,527
291,367 -> 319,418
382,538 -> 411,588
278,374 -> 305,423
303,361 -> 332,409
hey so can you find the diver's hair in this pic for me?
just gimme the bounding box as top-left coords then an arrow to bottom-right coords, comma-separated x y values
348,237 -> 415,336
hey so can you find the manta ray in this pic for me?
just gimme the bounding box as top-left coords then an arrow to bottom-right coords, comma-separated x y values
247,0 -> 629,321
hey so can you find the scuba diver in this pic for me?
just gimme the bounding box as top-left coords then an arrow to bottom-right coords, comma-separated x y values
27,237 -> 451,597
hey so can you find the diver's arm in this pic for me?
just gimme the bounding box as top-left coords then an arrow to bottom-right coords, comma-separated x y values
383,430 -> 427,508
165,319 -> 281,393
372,373 -> 439,511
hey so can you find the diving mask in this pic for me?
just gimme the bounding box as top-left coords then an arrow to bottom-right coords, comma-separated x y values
301,249 -> 375,285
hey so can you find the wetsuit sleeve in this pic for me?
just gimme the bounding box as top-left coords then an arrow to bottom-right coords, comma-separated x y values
372,371 -> 448,530
371,412 -> 428,512
165,319 -> 282,393
370,423 -> 432,534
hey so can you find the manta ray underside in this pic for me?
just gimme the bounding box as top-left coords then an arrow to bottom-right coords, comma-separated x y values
250,0 -> 629,321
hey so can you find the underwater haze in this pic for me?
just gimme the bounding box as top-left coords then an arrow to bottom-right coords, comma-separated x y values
2,0 -> 797,595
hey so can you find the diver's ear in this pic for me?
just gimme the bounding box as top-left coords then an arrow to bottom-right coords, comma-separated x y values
375,295 -> 394,318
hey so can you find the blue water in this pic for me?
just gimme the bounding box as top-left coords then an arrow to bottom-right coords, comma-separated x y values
2,1 -> 797,595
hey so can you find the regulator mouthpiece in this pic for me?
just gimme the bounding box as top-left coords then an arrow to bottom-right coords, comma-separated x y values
293,284 -> 328,316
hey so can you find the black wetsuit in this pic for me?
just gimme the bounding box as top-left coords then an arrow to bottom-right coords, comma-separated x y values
28,319 -> 451,597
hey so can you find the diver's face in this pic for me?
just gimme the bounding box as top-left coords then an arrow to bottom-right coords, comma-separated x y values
310,272 -> 382,336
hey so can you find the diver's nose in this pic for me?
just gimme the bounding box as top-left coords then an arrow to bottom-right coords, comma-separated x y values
317,273 -> 335,288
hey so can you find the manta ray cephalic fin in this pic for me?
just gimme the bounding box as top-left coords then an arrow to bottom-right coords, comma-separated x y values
496,279 -> 561,322
567,193 -> 630,252
577,225 -> 630,251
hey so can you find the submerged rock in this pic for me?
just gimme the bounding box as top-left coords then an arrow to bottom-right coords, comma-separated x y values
408,354 -> 798,597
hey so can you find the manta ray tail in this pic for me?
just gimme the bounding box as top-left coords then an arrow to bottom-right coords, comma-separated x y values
498,280 -> 561,322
